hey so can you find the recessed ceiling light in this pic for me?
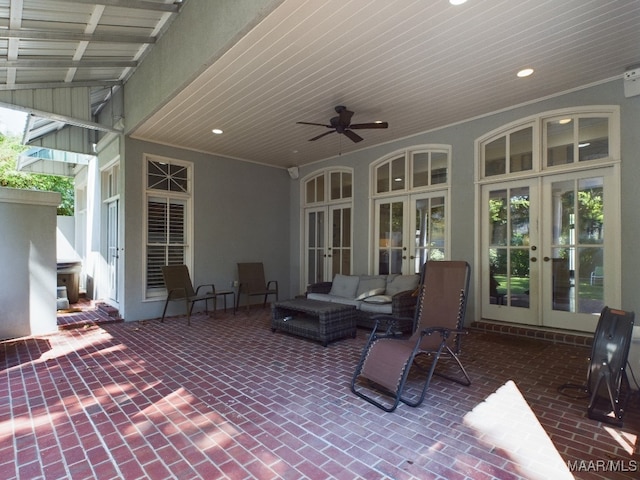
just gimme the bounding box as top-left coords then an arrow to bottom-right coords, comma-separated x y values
517,68 -> 534,78
211,128 -> 223,134
450,0 -> 468,5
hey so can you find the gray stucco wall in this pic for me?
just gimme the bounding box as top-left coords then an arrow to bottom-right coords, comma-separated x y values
122,137 -> 291,321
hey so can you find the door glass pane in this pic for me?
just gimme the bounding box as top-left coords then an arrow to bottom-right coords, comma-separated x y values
580,247 -> 604,313
331,207 -> 351,275
510,127 -> 533,173
306,210 -> 325,284
578,117 -> 608,161
489,247 -> 507,305
510,187 -> 530,247
378,201 -> 404,274
429,197 -> 446,260
489,190 -> 508,246
342,208 -> 351,248
414,197 -> 446,273
546,119 -> 574,166
550,177 -> 604,314
488,187 -> 530,308
551,253 -> 572,311
510,249 -> 530,308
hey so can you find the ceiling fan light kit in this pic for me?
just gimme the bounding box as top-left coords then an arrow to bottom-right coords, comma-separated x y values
297,105 -> 388,143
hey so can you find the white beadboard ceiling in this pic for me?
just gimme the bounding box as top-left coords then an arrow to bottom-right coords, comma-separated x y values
133,0 -> 640,168
1,0 -> 639,169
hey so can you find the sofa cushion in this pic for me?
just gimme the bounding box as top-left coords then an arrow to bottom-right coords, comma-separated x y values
306,292 -> 362,308
359,301 -> 393,314
385,274 -> 419,296
329,274 -> 360,298
306,292 -> 335,303
355,275 -> 387,300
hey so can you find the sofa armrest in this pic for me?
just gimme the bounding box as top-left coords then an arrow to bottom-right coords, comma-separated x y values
391,289 -> 418,318
306,281 -> 332,295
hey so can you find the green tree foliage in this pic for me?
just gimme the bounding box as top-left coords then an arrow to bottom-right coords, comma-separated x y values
0,134 -> 74,215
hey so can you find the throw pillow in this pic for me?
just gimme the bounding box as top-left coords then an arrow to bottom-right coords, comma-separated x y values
329,274 -> 360,299
363,295 -> 392,304
355,287 -> 386,301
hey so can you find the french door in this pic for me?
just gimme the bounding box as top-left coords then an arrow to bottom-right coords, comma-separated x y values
107,199 -> 120,303
304,204 -> 352,285
374,192 -> 447,275
481,167 -> 618,332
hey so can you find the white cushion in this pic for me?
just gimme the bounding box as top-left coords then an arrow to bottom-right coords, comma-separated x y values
355,287 -> 386,301
385,274 -> 419,296
362,294 -> 392,304
306,293 -> 334,302
329,274 -> 360,299
355,276 -> 386,298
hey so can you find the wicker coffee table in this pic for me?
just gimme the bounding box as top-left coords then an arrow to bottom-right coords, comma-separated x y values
271,298 -> 357,346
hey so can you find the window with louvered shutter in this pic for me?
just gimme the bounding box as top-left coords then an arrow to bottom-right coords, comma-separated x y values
144,156 -> 192,297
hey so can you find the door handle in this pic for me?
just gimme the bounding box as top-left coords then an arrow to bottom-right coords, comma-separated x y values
531,257 -> 537,262
543,256 -> 550,262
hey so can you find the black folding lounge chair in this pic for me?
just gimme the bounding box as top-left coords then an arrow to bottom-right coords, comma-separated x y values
236,262 -> 278,311
161,264 -> 216,326
351,260 -> 471,412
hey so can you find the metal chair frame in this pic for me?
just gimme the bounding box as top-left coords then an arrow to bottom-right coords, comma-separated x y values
351,261 -> 471,412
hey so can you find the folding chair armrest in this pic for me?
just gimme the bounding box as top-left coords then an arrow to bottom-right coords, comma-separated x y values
267,280 -> 278,292
420,326 -> 468,339
371,314 -> 414,337
195,283 -> 215,295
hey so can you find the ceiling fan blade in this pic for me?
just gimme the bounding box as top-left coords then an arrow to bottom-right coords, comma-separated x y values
349,122 -> 389,129
343,129 -> 363,143
297,121 -> 332,127
309,131 -> 335,141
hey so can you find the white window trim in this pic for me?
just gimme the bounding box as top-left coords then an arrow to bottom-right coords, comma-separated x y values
142,154 -> 193,300
369,145 -> 452,273
476,106 -> 620,184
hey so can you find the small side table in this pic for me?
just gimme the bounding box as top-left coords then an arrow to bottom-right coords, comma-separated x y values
213,289 -> 236,314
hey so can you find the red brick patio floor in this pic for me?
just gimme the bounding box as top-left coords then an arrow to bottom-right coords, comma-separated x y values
1,306 -> 639,479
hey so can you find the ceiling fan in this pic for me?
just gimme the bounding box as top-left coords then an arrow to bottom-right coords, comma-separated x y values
297,105 -> 388,143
